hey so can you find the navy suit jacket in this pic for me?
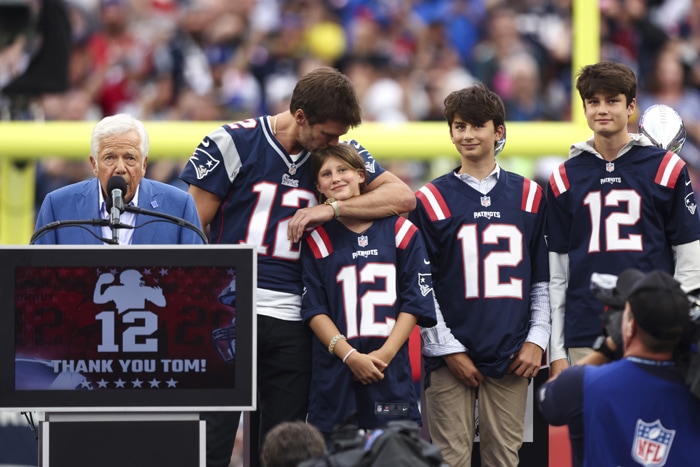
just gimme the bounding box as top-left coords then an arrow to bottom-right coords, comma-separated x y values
33,178 -> 204,245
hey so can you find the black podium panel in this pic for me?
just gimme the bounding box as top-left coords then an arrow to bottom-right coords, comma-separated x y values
41,415 -> 203,467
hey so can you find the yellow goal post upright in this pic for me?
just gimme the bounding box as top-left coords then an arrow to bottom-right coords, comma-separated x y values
0,2 -> 599,245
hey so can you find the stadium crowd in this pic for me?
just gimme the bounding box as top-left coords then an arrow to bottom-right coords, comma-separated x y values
2,0 -> 700,207
2,1 -> 700,466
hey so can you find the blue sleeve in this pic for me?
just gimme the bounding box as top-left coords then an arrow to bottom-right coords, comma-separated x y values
347,139 -> 386,184
300,238 -> 329,323
395,218 -> 437,328
545,180 -> 571,254
33,194 -> 58,245
537,365 -> 585,426
665,165 -> 700,245
179,193 -> 205,245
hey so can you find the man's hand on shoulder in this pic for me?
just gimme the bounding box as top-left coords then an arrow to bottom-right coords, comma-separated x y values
287,204 -> 334,243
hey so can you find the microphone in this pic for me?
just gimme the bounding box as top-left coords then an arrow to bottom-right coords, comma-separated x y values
106,175 -> 127,243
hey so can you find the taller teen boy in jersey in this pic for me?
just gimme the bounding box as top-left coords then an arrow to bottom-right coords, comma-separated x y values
547,61 -> 700,377
409,83 -> 550,467
179,67 -> 415,467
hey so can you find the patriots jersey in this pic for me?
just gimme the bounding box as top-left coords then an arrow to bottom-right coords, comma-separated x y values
410,169 -> 548,377
179,116 -> 385,295
301,216 -> 437,432
547,146 -> 700,347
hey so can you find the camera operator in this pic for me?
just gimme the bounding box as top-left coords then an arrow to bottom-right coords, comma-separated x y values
537,268 -> 700,467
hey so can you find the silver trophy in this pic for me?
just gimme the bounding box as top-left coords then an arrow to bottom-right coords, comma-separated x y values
638,104 -> 686,154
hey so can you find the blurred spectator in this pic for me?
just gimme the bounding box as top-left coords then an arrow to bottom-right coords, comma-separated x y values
412,0 -> 486,69
421,45 -> 476,121
472,5 -> 544,101
675,0 -> 700,89
34,90 -> 96,213
502,52 -> 551,121
636,43 -> 700,184
85,0 -> 154,116
514,0 -> 573,120
599,0 -> 668,87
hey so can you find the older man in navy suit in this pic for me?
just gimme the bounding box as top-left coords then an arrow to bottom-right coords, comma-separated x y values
34,113 -> 203,245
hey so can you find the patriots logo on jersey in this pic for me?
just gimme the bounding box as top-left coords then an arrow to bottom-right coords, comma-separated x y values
189,147 -> 220,180
632,419 -> 675,467
365,158 -> 376,174
685,192 -> 697,215
418,272 -> 433,297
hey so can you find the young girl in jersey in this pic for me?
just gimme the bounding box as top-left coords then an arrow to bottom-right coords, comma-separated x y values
300,143 -> 436,441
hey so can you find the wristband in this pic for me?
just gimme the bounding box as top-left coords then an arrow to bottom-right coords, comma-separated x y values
342,348 -> 357,363
324,198 -> 340,219
328,334 -> 345,354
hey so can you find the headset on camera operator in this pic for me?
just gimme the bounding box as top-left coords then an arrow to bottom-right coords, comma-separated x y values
537,268 -> 700,467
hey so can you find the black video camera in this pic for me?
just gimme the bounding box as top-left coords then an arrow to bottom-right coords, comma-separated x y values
590,272 -> 625,360
590,272 -> 700,401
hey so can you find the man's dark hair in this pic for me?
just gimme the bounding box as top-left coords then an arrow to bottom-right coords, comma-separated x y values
443,83 -> 505,130
261,421 -> 327,467
289,67 -> 362,127
575,61 -> 637,107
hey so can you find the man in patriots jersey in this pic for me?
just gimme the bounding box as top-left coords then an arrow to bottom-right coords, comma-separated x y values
547,61 -> 700,378
300,143 -> 436,439
409,84 -> 550,467
538,269 -> 700,467
179,67 -> 415,467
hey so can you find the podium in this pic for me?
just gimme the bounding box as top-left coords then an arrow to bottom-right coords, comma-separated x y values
40,412 -> 204,467
0,245 -> 257,466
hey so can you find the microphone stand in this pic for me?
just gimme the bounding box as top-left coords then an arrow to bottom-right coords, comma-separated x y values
29,219 -> 133,245
123,205 -> 208,244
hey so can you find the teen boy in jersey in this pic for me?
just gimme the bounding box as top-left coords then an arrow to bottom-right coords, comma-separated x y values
409,83 -> 550,467
546,61 -> 700,377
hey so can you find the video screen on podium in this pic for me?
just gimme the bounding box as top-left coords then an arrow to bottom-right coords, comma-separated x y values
0,245 -> 256,412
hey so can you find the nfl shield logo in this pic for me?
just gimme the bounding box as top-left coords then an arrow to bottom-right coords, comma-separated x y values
480,196 -> 491,207
358,235 -> 368,247
606,161 -> 615,172
632,419 -> 675,466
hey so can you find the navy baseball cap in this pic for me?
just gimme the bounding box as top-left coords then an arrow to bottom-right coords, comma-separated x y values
617,268 -> 691,340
